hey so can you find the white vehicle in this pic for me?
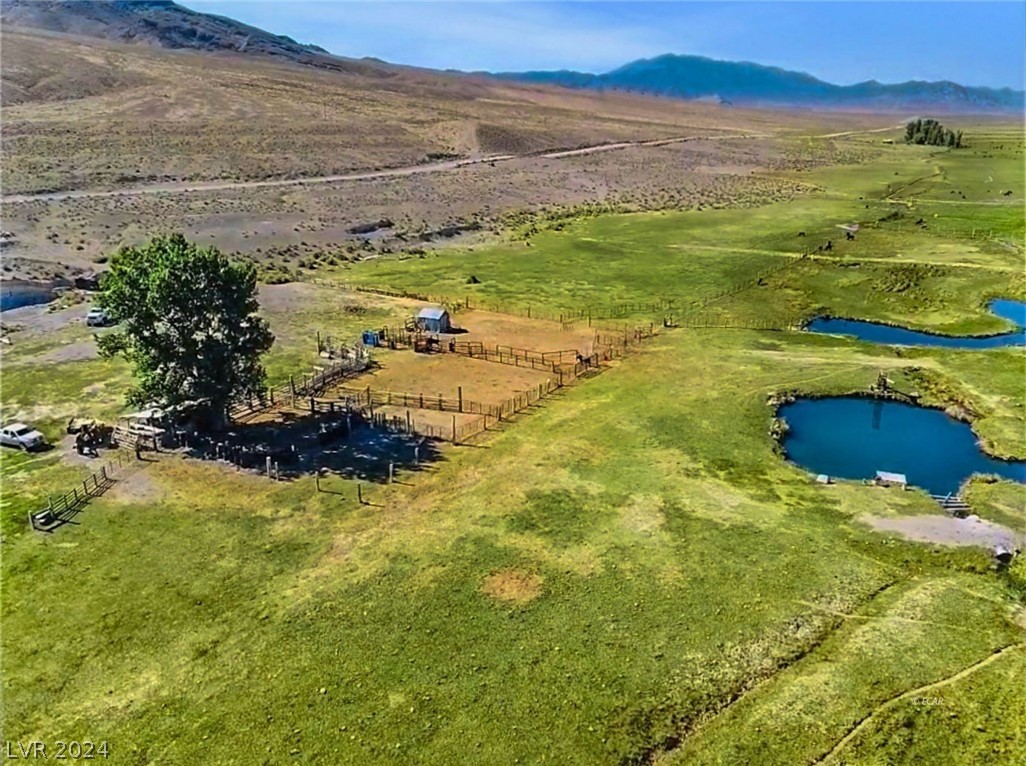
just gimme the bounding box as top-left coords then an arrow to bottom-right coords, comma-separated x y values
85,307 -> 110,327
0,423 -> 46,451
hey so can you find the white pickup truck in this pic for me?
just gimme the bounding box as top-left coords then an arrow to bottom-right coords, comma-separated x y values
0,423 -> 46,451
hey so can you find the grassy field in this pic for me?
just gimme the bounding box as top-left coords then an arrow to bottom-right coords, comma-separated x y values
2,124 -> 1023,764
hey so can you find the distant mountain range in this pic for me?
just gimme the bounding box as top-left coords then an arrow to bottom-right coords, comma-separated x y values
3,1 -> 1021,114
491,54 -> 1025,113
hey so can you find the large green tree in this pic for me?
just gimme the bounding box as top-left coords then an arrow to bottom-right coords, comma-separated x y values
97,234 -> 274,428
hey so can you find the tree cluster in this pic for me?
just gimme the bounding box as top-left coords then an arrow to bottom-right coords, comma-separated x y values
904,119 -> 963,148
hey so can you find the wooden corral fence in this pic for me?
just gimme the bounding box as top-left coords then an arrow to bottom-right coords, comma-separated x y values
378,324 -> 420,349
681,256 -> 805,314
669,313 -> 804,331
306,277 -> 675,327
228,355 -> 371,421
30,452 -> 130,531
307,255 -> 807,333
446,342 -> 565,373
321,378 -> 564,444
330,386 -> 499,416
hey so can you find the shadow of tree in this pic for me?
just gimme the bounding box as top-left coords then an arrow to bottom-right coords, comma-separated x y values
182,410 -> 445,483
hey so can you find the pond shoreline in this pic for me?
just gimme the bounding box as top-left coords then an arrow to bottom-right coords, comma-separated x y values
0,279 -> 62,312
801,298 -> 1026,348
803,314 -> 1025,343
767,388 -> 1026,485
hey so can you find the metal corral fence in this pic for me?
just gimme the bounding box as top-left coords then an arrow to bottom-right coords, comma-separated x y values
30,452 -> 130,531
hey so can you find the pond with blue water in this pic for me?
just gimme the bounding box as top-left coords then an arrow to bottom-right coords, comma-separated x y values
806,299 -> 1026,349
779,397 -> 1026,496
0,283 -> 55,312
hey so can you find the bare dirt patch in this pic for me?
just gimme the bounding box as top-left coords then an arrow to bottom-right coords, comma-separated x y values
864,513 -> 1023,551
481,569 -> 544,605
374,405 -> 481,435
352,351 -> 553,407
109,465 -> 162,505
34,339 -> 98,363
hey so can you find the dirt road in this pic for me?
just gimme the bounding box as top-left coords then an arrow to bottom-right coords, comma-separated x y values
1,125 -> 901,205
1,132 -> 769,205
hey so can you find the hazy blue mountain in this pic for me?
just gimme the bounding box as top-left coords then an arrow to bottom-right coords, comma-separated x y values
492,54 -> 1024,113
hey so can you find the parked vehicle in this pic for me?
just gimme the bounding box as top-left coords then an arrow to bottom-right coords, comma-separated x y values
0,423 -> 46,451
85,307 -> 110,327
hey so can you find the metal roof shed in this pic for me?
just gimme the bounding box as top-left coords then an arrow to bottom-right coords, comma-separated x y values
416,306 -> 451,334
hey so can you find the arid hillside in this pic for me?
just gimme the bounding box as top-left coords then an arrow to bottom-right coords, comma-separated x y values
0,27 -> 881,195
0,27 -> 902,282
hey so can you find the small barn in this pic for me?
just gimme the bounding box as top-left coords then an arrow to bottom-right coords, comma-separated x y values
416,306 -> 451,334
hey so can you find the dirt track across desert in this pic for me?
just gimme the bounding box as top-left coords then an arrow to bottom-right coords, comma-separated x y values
1,125 -> 905,205
0,132 -> 757,204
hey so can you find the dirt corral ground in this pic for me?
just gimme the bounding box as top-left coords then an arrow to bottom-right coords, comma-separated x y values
347,351 -> 553,407
448,309 -> 598,355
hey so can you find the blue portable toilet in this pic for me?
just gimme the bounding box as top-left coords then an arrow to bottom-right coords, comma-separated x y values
362,330 -> 380,346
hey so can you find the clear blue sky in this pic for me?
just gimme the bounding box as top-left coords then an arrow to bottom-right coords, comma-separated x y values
186,1 -> 1025,89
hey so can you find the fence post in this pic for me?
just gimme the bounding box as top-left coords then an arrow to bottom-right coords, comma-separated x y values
358,484 -> 363,504
458,386 -> 463,413
452,415 -> 457,444
406,409 -> 412,433
388,462 -> 394,483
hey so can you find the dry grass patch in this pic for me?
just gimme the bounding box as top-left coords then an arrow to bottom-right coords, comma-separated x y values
481,568 -> 544,605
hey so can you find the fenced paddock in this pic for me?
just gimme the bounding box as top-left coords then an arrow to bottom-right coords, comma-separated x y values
320,378 -> 563,444
344,351 -> 555,410
449,342 -> 565,373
